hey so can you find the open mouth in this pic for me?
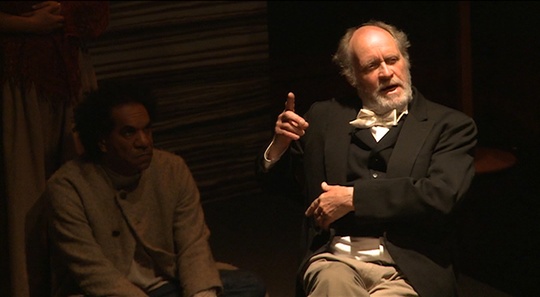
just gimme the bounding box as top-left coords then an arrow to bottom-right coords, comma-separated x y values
380,84 -> 399,93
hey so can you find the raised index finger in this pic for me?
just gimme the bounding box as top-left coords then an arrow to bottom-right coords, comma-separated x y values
285,92 -> 295,112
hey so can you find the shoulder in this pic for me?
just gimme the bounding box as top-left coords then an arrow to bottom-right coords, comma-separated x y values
147,149 -> 193,177
305,97 -> 358,121
412,89 -> 474,125
45,158 -> 110,206
308,97 -> 357,112
150,149 -> 187,168
151,148 -> 184,163
429,101 -> 475,130
144,149 -> 199,192
47,158 -> 99,185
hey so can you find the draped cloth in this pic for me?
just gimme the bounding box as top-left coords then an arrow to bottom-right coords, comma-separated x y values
0,1 -> 109,104
0,2 -> 109,296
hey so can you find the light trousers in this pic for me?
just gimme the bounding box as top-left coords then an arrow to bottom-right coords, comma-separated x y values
303,252 -> 418,297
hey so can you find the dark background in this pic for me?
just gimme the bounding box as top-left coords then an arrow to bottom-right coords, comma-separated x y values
2,1 -> 539,297
75,1 -> 540,296
218,1 -> 540,296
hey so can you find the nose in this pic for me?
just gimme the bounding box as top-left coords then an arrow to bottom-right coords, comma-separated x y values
378,62 -> 392,78
135,130 -> 152,149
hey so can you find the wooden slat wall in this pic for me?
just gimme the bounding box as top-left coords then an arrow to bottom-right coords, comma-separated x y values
88,1 -> 271,203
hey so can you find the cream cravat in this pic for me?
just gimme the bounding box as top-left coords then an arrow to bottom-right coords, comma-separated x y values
349,108 -> 408,129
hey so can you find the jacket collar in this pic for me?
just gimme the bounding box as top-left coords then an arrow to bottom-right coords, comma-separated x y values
323,87 -> 433,181
387,87 -> 432,177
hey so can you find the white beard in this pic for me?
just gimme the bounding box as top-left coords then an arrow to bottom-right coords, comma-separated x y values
358,70 -> 413,114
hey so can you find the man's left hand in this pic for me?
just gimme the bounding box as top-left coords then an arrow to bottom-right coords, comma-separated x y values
305,182 -> 354,230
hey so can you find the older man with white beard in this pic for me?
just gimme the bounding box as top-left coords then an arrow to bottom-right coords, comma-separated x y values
257,20 -> 477,297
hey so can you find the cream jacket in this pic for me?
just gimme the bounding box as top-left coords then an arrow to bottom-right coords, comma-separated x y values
46,149 -> 222,297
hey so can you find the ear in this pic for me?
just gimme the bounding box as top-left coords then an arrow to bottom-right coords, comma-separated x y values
98,139 -> 107,152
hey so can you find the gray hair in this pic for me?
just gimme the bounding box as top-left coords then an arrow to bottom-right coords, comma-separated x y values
332,20 -> 411,87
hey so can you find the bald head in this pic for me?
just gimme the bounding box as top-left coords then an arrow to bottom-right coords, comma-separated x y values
350,26 -> 402,75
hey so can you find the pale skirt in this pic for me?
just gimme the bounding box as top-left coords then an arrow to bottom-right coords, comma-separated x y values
2,49 -> 98,297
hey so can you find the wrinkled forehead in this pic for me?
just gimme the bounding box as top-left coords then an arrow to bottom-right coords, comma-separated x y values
350,26 -> 399,58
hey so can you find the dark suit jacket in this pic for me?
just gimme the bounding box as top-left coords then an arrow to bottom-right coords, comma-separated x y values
257,87 -> 477,297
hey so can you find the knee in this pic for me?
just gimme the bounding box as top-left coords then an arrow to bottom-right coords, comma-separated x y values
304,262 -> 362,294
313,262 -> 355,284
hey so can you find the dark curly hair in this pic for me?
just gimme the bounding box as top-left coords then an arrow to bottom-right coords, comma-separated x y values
74,81 -> 157,161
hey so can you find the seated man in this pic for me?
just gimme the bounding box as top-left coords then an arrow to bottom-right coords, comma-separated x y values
44,82 -> 267,297
257,20 -> 477,297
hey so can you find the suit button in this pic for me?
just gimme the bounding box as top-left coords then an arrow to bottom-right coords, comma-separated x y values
112,230 -> 120,237
372,172 -> 379,179
119,191 -> 127,199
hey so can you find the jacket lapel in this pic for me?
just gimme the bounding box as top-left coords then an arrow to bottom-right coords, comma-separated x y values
387,91 -> 433,177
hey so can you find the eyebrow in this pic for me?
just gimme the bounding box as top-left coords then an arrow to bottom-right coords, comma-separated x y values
119,120 -> 153,131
